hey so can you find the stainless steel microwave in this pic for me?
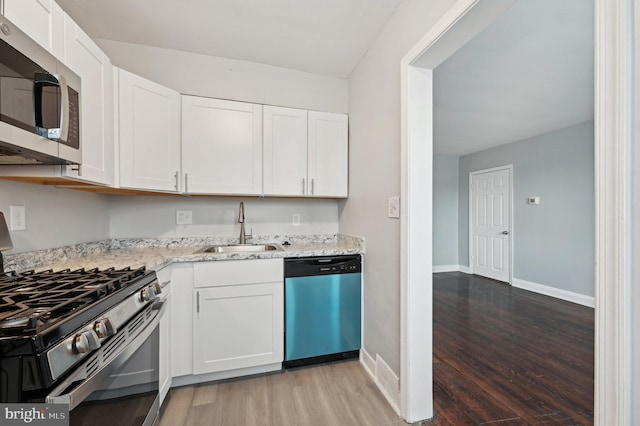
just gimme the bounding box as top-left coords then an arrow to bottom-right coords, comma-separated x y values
0,15 -> 81,165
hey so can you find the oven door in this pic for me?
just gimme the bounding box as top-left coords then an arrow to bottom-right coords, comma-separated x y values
46,301 -> 166,426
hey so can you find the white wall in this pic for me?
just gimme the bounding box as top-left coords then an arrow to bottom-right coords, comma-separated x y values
108,195 -> 338,239
340,0 -> 457,374
0,180 -> 110,253
433,155 -> 459,267
97,39 -> 348,113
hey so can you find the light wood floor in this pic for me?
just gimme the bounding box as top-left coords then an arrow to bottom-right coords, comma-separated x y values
159,360 -> 406,426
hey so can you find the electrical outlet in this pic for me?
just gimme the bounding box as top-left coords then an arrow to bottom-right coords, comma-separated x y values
10,205 -> 26,231
292,214 -> 301,226
176,210 -> 193,225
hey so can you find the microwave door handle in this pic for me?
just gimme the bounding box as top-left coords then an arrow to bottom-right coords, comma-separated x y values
46,301 -> 166,410
33,72 -> 48,135
55,74 -> 70,143
32,73 -> 69,142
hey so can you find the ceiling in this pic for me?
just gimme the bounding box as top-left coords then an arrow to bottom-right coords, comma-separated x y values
433,0 -> 594,156
56,0 -> 593,157
55,0 -> 404,78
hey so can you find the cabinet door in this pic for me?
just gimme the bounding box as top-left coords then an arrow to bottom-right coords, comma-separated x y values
62,15 -> 114,185
118,69 -> 181,192
193,282 -> 283,374
263,106 -> 308,196
182,96 -> 262,195
307,111 -> 348,197
159,287 -> 171,405
170,263 -> 193,378
3,0 -> 57,53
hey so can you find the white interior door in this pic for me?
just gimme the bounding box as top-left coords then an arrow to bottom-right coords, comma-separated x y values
470,167 -> 511,283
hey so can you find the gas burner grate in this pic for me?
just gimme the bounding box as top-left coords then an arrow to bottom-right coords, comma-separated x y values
0,266 -> 146,333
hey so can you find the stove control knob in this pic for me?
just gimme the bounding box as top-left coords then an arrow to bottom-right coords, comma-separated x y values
94,319 -> 115,339
73,330 -> 100,354
140,287 -> 156,302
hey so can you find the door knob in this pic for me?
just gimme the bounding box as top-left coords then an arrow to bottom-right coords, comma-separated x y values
502,231 -> 509,235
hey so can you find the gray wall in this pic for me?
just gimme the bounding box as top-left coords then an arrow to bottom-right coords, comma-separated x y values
0,183 -> 339,254
458,120 -> 594,296
97,39 -> 348,114
0,180 -> 110,253
433,155 -> 459,266
340,0 -> 457,374
108,196 -> 338,238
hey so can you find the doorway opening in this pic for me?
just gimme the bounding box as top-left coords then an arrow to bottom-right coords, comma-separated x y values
399,0 -> 628,423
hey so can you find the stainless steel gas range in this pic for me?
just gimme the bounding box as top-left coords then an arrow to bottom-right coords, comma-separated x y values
0,266 -> 164,426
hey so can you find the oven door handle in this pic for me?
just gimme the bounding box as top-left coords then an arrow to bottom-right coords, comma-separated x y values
46,300 -> 166,410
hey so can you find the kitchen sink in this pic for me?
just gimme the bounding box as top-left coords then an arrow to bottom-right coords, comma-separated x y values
195,244 -> 282,253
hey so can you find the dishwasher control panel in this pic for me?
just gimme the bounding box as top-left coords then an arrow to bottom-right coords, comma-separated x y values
284,255 -> 362,278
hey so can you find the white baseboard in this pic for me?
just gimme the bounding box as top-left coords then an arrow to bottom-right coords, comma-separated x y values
512,278 -> 595,308
432,264 -> 470,274
360,349 -> 400,416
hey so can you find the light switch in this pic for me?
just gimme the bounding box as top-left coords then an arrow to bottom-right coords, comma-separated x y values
388,197 -> 400,219
292,214 -> 301,226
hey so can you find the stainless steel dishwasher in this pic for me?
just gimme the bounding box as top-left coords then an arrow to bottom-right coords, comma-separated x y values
283,255 -> 362,368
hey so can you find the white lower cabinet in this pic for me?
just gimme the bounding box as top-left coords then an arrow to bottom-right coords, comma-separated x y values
192,259 -> 283,375
157,265 -> 172,406
170,263 -> 194,378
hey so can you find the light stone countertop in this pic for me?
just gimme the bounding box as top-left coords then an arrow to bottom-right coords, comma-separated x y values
4,234 -> 364,273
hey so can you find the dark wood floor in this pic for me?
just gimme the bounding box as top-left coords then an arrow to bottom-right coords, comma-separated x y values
430,272 -> 594,425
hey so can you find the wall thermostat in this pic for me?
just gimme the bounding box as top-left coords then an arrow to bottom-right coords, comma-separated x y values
527,196 -> 540,205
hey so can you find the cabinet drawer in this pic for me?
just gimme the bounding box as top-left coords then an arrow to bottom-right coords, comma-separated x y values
193,259 -> 283,288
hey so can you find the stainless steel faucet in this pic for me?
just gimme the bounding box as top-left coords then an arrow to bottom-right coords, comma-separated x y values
237,202 -> 253,244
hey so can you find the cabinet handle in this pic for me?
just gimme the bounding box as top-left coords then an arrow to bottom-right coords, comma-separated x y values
185,173 -> 189,193
174,171 -> 179,191
196,291 -> 200,313
311,178 -> 315,195
302,178 -> 306,195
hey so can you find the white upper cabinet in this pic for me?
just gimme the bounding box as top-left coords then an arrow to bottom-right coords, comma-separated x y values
3,0 -> 63,55
263,106 -> 308,196
182,96 -> 262,195
263,107 -> 348,197
117,68 -> 181,192
307,111 -> 348,197
61,14 -> 114,185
